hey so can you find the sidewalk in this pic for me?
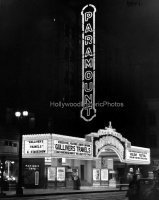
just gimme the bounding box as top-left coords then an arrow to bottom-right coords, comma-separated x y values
2,186 -> 128,198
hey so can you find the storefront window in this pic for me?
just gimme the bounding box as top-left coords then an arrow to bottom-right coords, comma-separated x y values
4,161 -> 16,181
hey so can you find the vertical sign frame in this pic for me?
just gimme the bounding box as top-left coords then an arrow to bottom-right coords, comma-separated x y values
35,171 -> 39,185
81,4 -> 96,122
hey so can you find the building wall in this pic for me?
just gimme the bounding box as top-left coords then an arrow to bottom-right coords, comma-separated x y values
143,99 -> 159,176
0,0 -> 150,140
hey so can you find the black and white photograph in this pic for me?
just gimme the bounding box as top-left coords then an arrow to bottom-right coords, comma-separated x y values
0,0 -> 159,199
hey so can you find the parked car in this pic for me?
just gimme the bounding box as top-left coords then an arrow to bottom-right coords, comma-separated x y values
136,178 -> 159,200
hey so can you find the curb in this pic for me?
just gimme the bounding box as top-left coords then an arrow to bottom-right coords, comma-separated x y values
3,189 -> 127,198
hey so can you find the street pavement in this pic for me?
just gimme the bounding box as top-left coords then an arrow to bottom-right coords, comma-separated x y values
0,191 -> 127,200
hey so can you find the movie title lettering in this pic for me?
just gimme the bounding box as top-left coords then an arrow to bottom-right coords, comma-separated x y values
53,140 -> 92,157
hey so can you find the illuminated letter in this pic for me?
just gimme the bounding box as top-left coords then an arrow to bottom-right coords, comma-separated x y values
85,47 -> 93,57
85,71 -> 93,80
85,94 -> 93,105
85,35 -> 93,45
84,82 -> 93,92
85,23 -> 93,33
85,58 -> 93,68
85,12 -> 92,21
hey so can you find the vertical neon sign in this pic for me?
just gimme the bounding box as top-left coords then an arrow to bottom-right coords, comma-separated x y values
81,4 -> 96,122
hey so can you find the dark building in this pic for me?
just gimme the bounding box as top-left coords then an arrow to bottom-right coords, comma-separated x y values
1,0 -> 159,190
0,0 -> 156,145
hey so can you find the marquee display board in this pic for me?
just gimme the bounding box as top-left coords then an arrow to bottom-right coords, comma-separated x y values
125,146 -> 150,165
24,140 -> 48,154
53,139 -> 92,157
23,134 -> 93,160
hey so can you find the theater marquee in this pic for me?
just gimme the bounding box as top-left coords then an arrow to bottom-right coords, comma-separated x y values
23,128 -> 150,165
53,140 -> 92,157
125,146 -> 150,165
91,123 -> 150,165
95,135 -> 125,162
24,140 -> 48,154
23,134 -> 93,159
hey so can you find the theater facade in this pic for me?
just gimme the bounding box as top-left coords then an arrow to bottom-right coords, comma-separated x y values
22,123 -> 150,189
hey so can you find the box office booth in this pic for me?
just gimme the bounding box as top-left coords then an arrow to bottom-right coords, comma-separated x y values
22,124 -> 150,189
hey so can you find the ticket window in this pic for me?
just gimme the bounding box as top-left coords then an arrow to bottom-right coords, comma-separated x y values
109,171 -> 116,180
66,168 -> 73,181
66,167 -> 78,179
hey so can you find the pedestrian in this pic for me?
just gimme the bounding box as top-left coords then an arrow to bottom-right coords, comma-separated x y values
126,174 -> 140,200
73,175 -> 81,190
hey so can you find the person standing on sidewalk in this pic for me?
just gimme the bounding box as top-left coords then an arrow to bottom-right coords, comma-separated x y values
126,174 -> 140,200
73,175 -> 81,190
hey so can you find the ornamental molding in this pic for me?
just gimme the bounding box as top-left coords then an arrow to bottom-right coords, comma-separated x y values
95,135 -> 124,159
97,122 -> 130,144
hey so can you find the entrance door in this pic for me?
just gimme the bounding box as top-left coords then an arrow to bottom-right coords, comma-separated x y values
80,165 -> 84,180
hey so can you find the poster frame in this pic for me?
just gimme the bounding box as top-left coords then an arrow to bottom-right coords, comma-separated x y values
101,168 -> 108,181
47,167 -> 56,181
57,167 -> 66,182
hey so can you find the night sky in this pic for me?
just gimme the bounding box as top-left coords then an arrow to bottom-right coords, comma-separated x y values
0,0 -> 159,143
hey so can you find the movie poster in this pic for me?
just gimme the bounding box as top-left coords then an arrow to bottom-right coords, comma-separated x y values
48,167 -> 56,181
101,169 -> 108,181
57,167 -> 65,181
93,168 -> 100,181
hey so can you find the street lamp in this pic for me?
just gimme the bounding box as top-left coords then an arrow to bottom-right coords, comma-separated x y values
15,111 -> 28,196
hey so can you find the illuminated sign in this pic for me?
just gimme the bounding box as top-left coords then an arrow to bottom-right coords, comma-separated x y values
126,146 -> 150,164
95,136 -> 124,159
24,164 -> 39,170
53,140 -> 92,157
24,140 -> 48,154
81,4 -> 96,122
35,171 -> 39,185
